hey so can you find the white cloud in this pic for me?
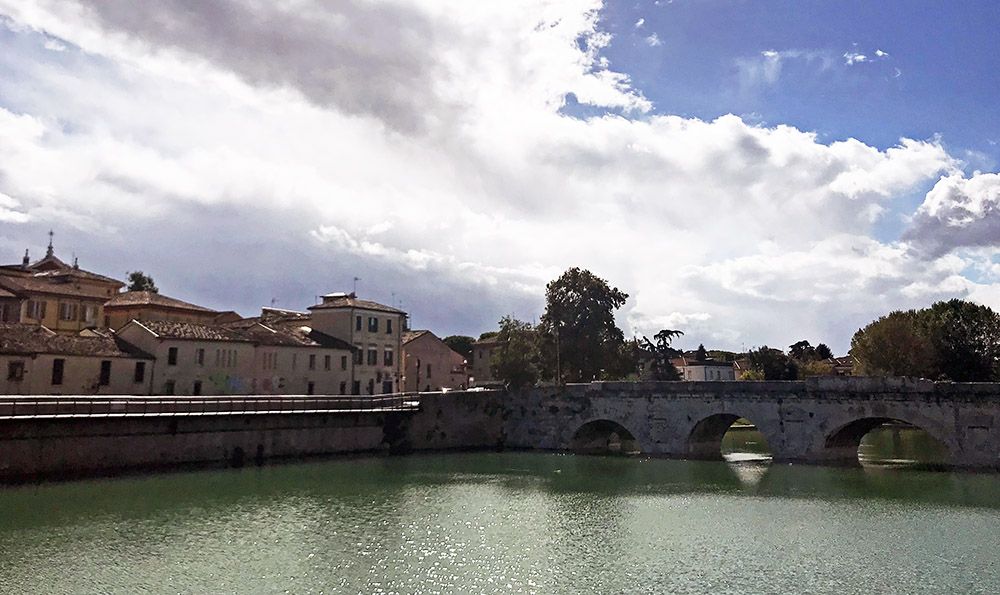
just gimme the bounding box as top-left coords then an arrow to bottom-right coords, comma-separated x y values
0,191 -> 31,223
874,49 -> 889,58
645,33 -> 662,47
904,172 -> 1000,257
0,0 -> 995,354
634,17 -> 644,28
843,51 -> 867,65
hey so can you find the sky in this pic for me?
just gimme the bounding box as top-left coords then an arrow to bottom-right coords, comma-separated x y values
1,0 -> 1000,355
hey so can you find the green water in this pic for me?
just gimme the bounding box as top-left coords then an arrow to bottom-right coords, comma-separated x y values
2,452 -> 999,594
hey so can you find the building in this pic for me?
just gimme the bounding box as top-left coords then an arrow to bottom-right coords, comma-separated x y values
0,323 -> 153,395
470,336 -> 501,386
672,356 -> 736,381
116,320 -> 257,396
104,290 -> 224,330
224,317 -> 356,395
0,238 -> 123,333
307,292 -> 406,395
401,330 -> 468,392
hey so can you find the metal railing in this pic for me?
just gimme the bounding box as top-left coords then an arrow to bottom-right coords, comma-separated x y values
0,394 -> 421,420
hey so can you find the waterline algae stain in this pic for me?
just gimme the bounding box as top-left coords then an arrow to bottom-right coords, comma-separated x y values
2,453 -> 999,594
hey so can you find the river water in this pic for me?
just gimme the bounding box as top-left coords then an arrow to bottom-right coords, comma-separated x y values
2,437 -> 999,593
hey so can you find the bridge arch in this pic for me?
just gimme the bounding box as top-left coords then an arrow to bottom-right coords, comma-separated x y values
687,413 -> 773,461
570,419 -> 641,455
823,416 -> 953,467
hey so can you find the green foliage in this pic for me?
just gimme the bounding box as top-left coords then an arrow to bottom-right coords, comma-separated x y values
740,369 -> 766,381
478,331 -> 498,341
490,316 -> 541,390
815,343 -> 833,360
799,359 -> 835,377
639,329 -> 684,381
747,346 -> 798,380
850,299 -> 1000,381
126,271 -> 158,293
694,344 -> 708,361
539,267 -> 629,382
788,340 -> 815,361
443,335 -> 475,358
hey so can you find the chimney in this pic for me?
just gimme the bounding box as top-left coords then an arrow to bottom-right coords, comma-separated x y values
22,249 -> 29,267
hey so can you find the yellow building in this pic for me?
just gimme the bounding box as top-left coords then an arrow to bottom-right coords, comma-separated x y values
308,292 -> 406,395
0,239 -> 123,334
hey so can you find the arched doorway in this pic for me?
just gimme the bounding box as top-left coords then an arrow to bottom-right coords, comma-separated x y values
570,420 -> 640,455
688,414 -> 772,462
825,418 -> 951,469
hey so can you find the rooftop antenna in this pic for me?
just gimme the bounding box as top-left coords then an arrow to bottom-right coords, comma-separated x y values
353,276 -> 360,295
270,297 -> 278,306
46,230 -> 54,257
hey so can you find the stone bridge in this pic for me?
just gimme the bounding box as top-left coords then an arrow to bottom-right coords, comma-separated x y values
503,378 -> 1000,470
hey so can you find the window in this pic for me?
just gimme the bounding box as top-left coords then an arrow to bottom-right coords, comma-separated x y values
386,319 -> 393,334
215,349 -> 221,366
356,315 -> 362,331
51,358 -> 65,385
426,363 -> 432,379
81,305 -> 97,324
341,355 -> 348,370
98,360 -> 111,386
192,380 -> 202,396
324,355 -> 331,371
307,381 -> 315,395
27,300 -> 46,320
351,380 -> 361,395
163,380 -> 175,395
367,348 -> 378,366
168,347 -> 178,366
196,348 -> 205,366
384,349 -> 394,367
367,317 -> 379,332
309,354 -> 316,370
0,303 -> 10,322
7,361 -> 25,382
382,380 -> 394,394
339,381 -> 347,395
353,347 -> 363,365
367,379 -> 375,394
134,362 -> 146,383
59,302 -> 78,321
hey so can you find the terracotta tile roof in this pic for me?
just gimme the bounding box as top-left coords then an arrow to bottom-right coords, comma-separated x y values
32,268 -> 123,287
308,293 -> 406,314
0,323 -> 152,358
134,320 -> 253,342
105,290 -> 216,313
0,287 -> 16,299
222,318 -> 356,351
672,356 -> 734,368
402,330 -> 429,344
0,274 -> 115,300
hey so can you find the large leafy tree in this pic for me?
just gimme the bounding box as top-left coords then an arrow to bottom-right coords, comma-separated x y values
747,346 -> 798,380
443,335 -> 475,359
924,299 -> 1000,381
539,267 -> 628,383
639,329 -> 684,381
490,316 -> 541,390
126,271 -> 158,293
851,300 -> 1000,381
850,310 -> 938,377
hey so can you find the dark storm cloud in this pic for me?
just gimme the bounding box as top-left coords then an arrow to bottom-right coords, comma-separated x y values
74,0 -> 452,133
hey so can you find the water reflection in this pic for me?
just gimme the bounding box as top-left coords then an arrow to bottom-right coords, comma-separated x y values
2,453 -> 1000,594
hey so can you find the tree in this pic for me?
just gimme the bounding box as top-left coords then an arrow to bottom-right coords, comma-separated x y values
923,299 -> 1000,381
747,346 -> 798,380
799,359 -> 835,377
539,267 -> 628,383
490,316 -> 541,390
788,340 -> 816,361
639,329 -> 684,381
815,343 -> 833,360
126,271 -> 158,293
694,343 -> 708,361
443,335 -> 475,359
850,310 -> 937,378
